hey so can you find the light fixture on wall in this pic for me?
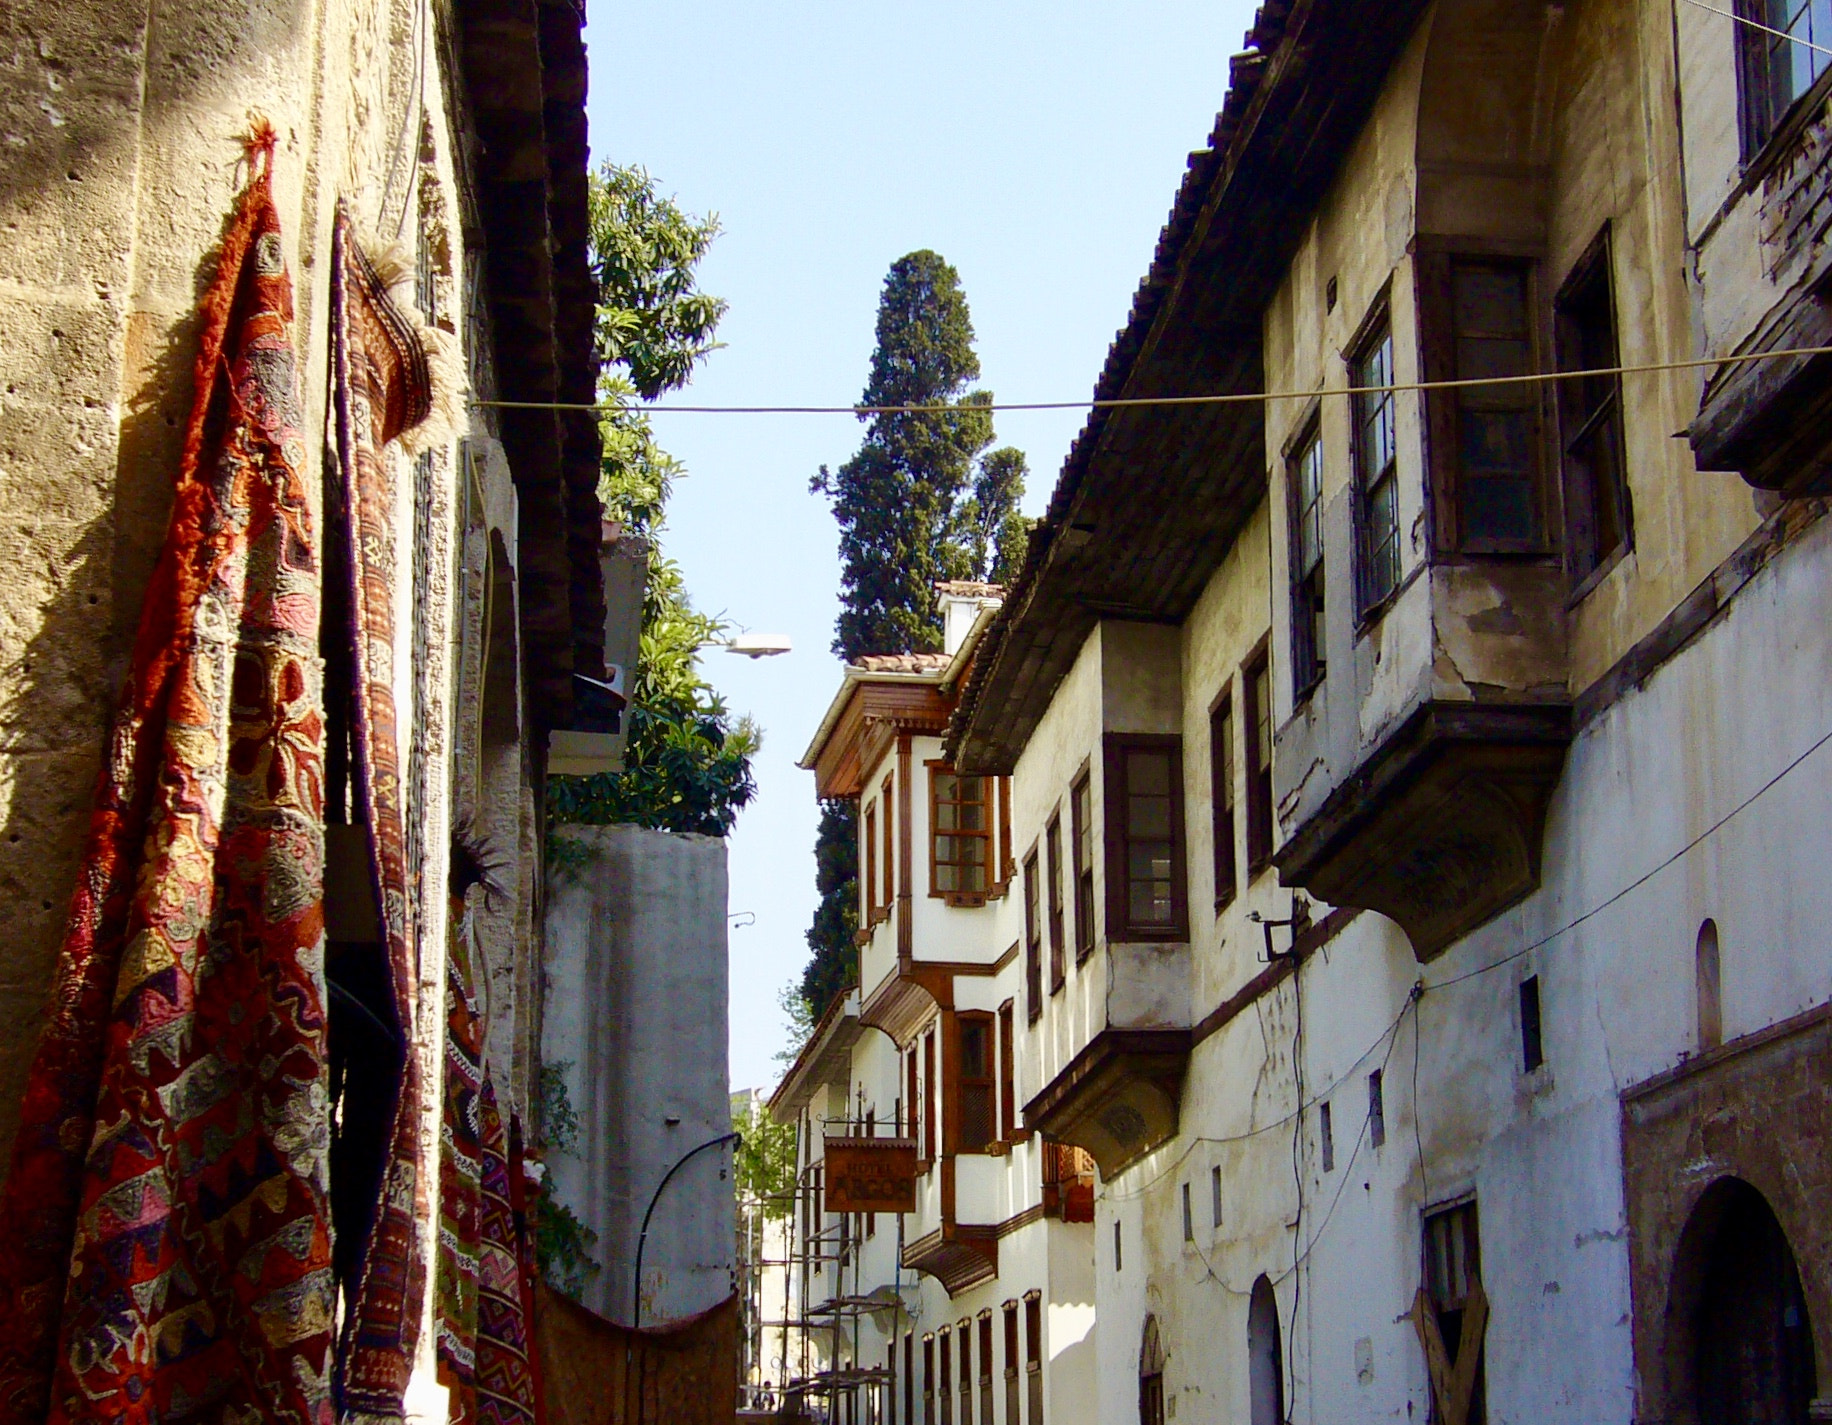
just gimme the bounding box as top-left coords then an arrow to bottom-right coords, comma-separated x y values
711,632 -> 793,659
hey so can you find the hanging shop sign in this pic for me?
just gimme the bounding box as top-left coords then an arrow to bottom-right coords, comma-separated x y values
823,1137 -> 919,1214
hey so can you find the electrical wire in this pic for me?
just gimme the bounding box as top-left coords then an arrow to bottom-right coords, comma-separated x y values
467,343 -> 1832,416
1678,0 -> 1832,60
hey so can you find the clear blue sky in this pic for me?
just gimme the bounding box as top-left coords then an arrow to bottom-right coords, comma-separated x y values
582,1 -> 1258,1094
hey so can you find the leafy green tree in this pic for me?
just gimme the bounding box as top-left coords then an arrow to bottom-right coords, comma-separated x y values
733,1098 -> 797,1222
547,162 -> 757,839
798,253 -> 1030,1020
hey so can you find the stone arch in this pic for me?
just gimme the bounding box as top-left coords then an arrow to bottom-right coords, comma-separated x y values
1139,1313 -> 1167,1425
1666,1176 -> 1818,1424
1248,1274 -> 1284,1425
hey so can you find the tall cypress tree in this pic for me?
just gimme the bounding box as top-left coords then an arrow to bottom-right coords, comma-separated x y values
798,252 -> 1031,1018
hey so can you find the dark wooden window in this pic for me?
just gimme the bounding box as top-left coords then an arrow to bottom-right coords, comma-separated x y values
1424,1200 -> 1487,1424
998,776 -> 1014,886
1352,313 -> 1402,610
1103,735 -> 1188,941
883,774 -> 897,912
1519,975 -> 1544,1073
1288,417 -> 1327,697
1555,230 -> 1631,588
998,1002 -> 1015,1141
1421,253 -> 1547,553
1739,0 -> 1832,157
864,802 -> 879,921
1025,1294 -> 1044,1425
907,1048 -> 919,1141
931,768 -> 991,897
1211,692 -> 1237,910
979,1314 -> 994,1425
1023,849 -> 1043,1022
1046,812 -> 1066,992
956,1013 -> 995,1153
1140,1316 -> 1167,1425
924,1334 -> 936,1425
958,1319 -> 974,1425
1244,654 -> 1274,872
1071,772 -> 1095,959
923,1029 -> 936,1162
1003,1303 -> 1021,1425
905,1332 -> 915,1425
940,1328 -> 953,1425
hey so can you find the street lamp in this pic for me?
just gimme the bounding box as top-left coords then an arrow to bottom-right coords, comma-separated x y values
714,633 -> 793,659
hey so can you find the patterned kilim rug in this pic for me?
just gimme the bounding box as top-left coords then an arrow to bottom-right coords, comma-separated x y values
436,917 -> 537,1425
327,202 -> 441,1425
0,130 -> 339,1424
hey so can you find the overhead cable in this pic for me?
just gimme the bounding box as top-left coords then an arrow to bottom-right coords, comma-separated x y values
1678,0 -> 1832,60
470,343 -> 1832,416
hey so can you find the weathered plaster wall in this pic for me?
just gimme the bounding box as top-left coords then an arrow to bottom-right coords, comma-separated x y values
543,823 -> 735,1326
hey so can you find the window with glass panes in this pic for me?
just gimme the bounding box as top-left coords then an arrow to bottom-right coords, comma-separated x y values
1245,655 -> 1274,870
1741,0 -> 1832,156
1424,256 -> 1545,552
955,1013 -> 995,1153
1289,419 -> 1326,695
1023,850 -> 1042,1022
1211,693 -> 1237,909
1071,772 -> 1095,959
1045,813 -> 1066,992
1555,230 -> 1631,586
1104,736 -> 1187,940
931,769 -> 990,896
1352,319 -> 1401,610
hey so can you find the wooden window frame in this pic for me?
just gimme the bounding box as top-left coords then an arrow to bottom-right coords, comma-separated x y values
865,801 -> 880,923
1023,847 -> 1043,1023
923,1028 -> 937,1164
1045,810 -> 1066,993
997,1001 -> 1016,1144
1286,408 -> 1327,699
1243,646 -> 1275,874
1102,734 -> 1189,943
954,1011 -> 997,1155
1070,766 -> 1095,961
939,1327 -> 953,1425
928,763 -> 995,906
957,1319 -> 973,1425
924,1334 -> 937,1425
907,1046 -> 920,1143
882,774 -> 897,919
1422,1197 -> 1487,1420
1211,686 -> 1238,911
1024,1292 -> 1044,1425
1349,295 -> 1403,618
1416,240 -> 1555,558
978,1312 -> 995,1424
1737,0 -> 1832,163
1554,225 -> 1632,598
1002,1302 -> 1021,1425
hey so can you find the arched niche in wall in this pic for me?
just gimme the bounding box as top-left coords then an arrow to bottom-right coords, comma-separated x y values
1414,0 -> 1564,247
1696,918 -> 1722,1051
1248,1275 -> 1284,1425
1666,1176 -> 1818,1423
482,528 -> 520,748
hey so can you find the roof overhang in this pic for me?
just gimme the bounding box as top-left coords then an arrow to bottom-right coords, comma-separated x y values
768,990 -> 863,1123
948,0 -> 1433,774
799,670 -> 954,800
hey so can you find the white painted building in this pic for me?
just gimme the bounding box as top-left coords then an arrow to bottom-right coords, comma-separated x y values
774,586 -> 1098,1424
934,2 -> 1832,1422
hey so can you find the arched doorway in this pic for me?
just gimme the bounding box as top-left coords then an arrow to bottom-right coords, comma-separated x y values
1248,1275 -> 1284,1425
1139,1314 -> 1166,1425
1679,1177 -> 1817,1423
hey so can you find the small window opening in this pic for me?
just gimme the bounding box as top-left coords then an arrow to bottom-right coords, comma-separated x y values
1697,918 -> 1723,1050
1320,1101 -> 1335,1173
1368,1070 -> 1386,1150
1114,1220 -> 1124,1273
1519,975 -> 1544,1073
1182,1182 -> 1194,1242
1211,1165 -> 1224,1229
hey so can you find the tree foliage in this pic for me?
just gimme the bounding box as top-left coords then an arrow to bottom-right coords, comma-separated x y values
548,161 -> 757,839
811,250 -> 1031,663
798,253 -> 1031,1022
733,1098 -> 798,1223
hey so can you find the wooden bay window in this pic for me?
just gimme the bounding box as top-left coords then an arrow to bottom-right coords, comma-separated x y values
1102,734 -> 1188,941
930,766 -> 992,902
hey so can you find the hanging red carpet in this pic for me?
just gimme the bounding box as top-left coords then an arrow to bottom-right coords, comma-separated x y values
0,132 -> 338,1424
327,203 -> 439,1425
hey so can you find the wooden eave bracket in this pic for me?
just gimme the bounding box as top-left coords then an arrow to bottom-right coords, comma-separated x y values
1021,1028 -> 1192,1178
1691,279 -> 1832,498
